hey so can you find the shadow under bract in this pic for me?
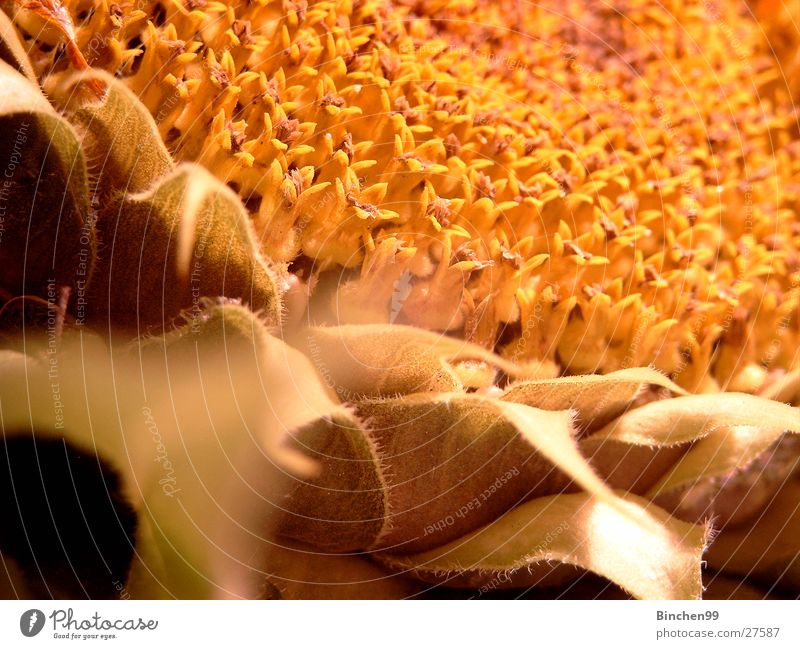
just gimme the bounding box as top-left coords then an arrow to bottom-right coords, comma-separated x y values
0,433 -> 137,599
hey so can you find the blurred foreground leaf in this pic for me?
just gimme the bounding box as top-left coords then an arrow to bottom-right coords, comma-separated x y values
125,303 -> 332,598
1,304 -> 336,598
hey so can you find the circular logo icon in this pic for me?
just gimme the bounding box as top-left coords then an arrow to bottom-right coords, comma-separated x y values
20,609 -> 45,637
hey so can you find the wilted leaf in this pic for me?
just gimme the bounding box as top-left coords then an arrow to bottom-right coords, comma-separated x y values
379,491 -> 710,600
760,369 -> 800,405
702,573 -> 775,600
706,480 -> 800,593
0,59 -> 94,298
281,391 -> 631,554
502,367 -> 686,434
648,428 -> 800,526
588,392 -> 800,447
87,164 -> 281,330
47,69 -> 173,195
580,436 -> 687,494
278,408 -> 389,552
581,393 -> 800,524
301,324 -> 525,399
257,540 -> 420,599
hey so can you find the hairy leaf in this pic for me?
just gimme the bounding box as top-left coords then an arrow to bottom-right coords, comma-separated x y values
502,367 -> 686,434
379,492 -> 709,600
87,164 -> 281,330
301,323 -> 526,399
278,408 -> 389,552
47,69 -> 173,195
257,541 -> 420,599
706,481 -> 800,593
281,391 -> 632,554
0,338 -> 139,597
649,429 -> 800,526
588,393 -> 800,447
2,304 -> 329,598
582,393 -> 800,524
0,59 -> 94,298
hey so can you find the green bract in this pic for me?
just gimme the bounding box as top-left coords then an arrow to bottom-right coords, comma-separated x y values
0,58 -> 94,298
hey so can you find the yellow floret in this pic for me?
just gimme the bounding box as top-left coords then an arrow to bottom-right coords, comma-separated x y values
18,0 -> 800,392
